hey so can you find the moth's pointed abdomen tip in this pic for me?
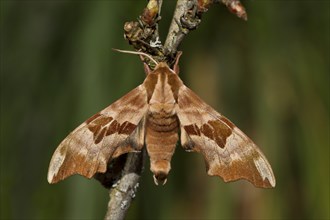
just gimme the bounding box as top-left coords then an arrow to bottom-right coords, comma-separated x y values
153,171 -> 168,186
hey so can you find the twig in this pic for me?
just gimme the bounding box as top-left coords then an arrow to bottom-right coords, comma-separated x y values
104,152 -> 145,220
102,1 -> 164,219
101,0 -> 247,219
164,0 -> 199,56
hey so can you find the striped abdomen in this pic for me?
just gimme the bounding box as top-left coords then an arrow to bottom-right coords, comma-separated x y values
146,110 -> 179,185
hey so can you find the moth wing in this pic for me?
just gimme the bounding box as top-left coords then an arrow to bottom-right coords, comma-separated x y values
48,85 -> 148,184
176,85 -> 275,188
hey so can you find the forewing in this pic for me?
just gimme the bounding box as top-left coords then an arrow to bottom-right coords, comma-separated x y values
48,85 -> 148,184
176,85 -> 275,188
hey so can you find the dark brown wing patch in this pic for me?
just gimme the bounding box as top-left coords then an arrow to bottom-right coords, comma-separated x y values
184,119 -> 231,149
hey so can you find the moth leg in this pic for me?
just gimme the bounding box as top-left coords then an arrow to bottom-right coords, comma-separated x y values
180,125 -> 196,152
173,51 -> 183,74
143,62 -> 152,75
138,54 -> 152,75
111,116 -> 146,158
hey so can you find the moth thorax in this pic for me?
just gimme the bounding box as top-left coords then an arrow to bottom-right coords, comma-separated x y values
149,103 -> 176,115
150,159 -> 170,185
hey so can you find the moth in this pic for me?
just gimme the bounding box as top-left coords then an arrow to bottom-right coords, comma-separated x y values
48,51 -> 276,188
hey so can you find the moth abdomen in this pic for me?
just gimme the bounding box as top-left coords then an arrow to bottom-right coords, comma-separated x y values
146,113 -> 179,185
147,113 -> 179,132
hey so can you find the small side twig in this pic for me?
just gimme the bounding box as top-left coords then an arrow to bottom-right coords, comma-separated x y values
124,0 -> 164,59
164,0 -> 247,57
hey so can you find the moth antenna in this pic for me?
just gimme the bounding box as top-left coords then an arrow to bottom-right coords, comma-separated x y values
113,48 -> 158,66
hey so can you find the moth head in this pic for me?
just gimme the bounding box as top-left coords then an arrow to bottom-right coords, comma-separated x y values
112,48 -> 182,75
155,51 -> 183,75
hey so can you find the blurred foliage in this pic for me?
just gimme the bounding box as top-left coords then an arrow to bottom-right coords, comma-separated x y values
1,1 -> 329,219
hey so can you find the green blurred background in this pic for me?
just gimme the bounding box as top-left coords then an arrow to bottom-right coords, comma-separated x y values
1,0 -> 329,219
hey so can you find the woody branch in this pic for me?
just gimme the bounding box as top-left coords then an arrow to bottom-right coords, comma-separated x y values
102,0 -> 247,219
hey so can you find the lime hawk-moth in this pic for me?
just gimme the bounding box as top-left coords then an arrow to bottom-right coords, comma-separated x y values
48,53 -> 275,188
